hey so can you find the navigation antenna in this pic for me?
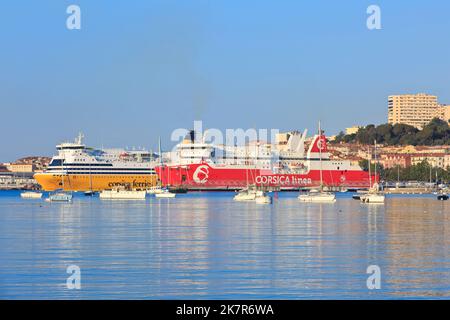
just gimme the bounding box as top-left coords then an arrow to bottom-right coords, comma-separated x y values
76,132 -> 84,144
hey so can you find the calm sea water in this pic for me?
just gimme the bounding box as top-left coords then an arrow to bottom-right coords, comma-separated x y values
0,190 -> 449,299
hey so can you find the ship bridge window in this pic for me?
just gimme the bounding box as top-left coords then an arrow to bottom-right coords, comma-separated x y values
57,146 -> 84,150
49,159 -> 64,166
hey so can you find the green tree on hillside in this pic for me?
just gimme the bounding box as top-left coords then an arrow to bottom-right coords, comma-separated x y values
333,118 -> 449,146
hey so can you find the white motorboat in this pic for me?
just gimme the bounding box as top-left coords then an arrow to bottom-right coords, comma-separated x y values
46,191 -> 73,202
99,189 -> 146,200
20,192 -> 43,199
154,189 -> 176,198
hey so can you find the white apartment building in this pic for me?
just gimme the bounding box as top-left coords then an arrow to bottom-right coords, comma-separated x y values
388,93 -> 449,129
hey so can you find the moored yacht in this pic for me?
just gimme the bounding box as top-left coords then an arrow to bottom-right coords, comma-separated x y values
298,189 -> 336,203
46,190 -> 73,202
99,188 -> 146,200
233,186 -> 257,201
255,190 -> 272,204
154,188 -> 176,198
298,122 -> 336,203
360,192 -> 385,203
360,142 -> 385,204
20,191 -> 43,199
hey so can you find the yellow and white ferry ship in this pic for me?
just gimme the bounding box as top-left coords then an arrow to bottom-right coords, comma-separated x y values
34,133 -> 158,191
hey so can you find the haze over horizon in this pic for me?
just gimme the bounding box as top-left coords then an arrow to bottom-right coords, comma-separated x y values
1,1 -> 450,161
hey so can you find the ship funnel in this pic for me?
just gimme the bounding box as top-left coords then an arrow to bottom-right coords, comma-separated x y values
182,130 -> 196,144
307,132 -> 329,158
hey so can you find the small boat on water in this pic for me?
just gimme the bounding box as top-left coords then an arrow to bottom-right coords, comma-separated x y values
46,190 -> 73,202
360,193 -> 385,204
298,189 -> 336,203
352,190 -> 367,200
99,188 -> 146,200
233,186 -> 272,203
255,190 -> 272,204
360,142 -> 385,204
298,122 -> 336,204
20,191 -> 43,199
437,193 -> 449,201
45,160 -> 73,202
233,187 -> 257,202
154,188 -> 176,198
153,138 -> 176,200
84,191 -> 97,196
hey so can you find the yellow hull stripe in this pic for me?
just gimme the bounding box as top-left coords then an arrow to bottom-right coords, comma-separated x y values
34,174 -> 158,191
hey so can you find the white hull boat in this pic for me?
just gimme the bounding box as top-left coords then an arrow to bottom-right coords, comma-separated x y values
360,142 -> 385,204
297,123 -> 336,204
360,193 -> 385,203
298,191 -> 336,203
100,189 -> 146,200
20,192 -> 43,199
255,190 -> 272,204
155,190 -> 176,198
233,188 -> 257,201
46,192 -> 73,202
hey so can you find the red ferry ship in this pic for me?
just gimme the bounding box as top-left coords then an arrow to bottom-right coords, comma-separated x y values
155,129 -> 376,191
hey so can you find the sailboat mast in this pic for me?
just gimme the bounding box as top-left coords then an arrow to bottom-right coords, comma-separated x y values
318,121 -> 323,189
368,146 -> 372,189
158,136 -> 165,186
255,140 -> 258,189
245,144 -> 249,188
374,140 -> 377,186
158,136 -> 162,166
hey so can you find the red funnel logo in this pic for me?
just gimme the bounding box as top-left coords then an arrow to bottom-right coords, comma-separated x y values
193,165 -> 209,184
310,135 -> 328,153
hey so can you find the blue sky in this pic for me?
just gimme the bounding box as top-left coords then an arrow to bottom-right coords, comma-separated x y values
1,0 -> 450,160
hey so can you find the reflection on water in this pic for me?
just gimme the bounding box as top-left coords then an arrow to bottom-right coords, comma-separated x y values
0,191 -> 448,299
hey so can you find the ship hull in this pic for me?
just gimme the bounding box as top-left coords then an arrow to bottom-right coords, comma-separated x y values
155,162 -> 376,190
34,173 -> 158,192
